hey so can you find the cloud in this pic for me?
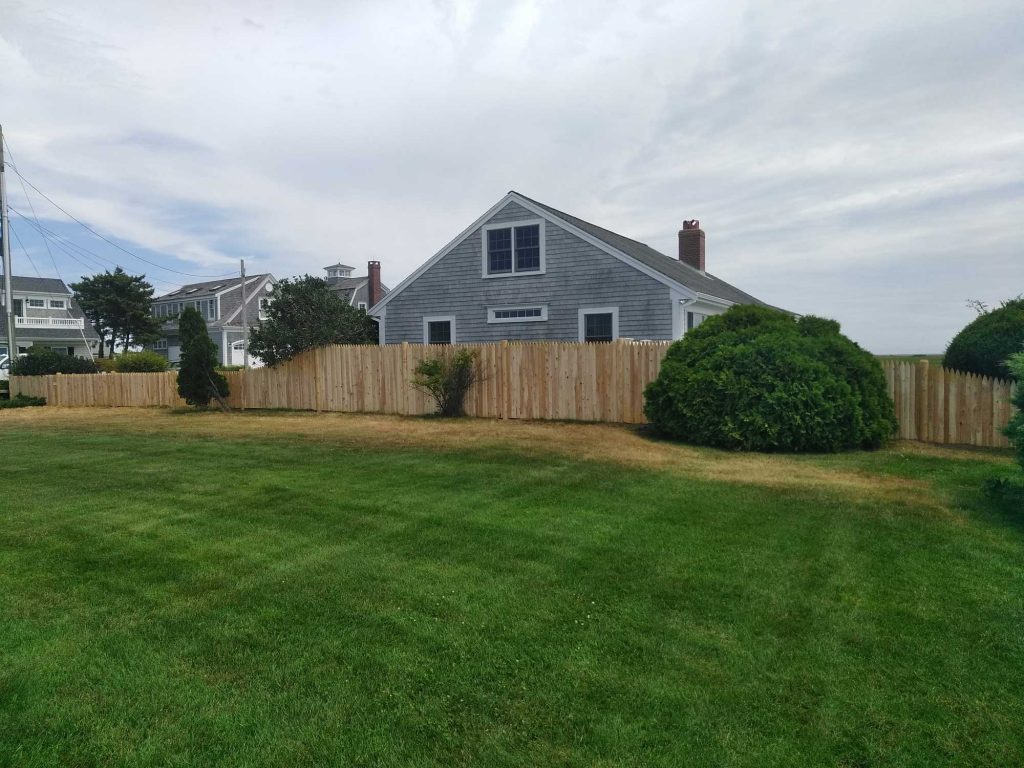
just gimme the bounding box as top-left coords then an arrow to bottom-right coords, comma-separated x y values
1,0 -> 1021,352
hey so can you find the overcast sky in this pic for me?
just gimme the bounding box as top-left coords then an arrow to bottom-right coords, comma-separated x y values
2,0 -> 1022,352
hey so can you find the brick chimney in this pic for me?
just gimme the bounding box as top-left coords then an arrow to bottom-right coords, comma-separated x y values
678,220 -> 705,272
367,260 -> 381,309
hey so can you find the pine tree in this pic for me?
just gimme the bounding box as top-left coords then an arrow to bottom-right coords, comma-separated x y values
176,308 -> 228,407
71,268 -> 161,356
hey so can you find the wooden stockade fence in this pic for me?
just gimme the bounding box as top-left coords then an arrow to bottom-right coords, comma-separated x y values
882,360 -> 1016,448
9,341 -> 673,423
9,345 -> 1017,447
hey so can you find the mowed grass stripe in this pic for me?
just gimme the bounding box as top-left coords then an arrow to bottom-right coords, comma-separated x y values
0,423 -> 1021,767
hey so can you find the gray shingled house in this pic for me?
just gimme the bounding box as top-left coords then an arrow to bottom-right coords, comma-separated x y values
0,275 -> 101,358
324,261 -> 389,310
369,192 -> 771,345
148,273 -> 276,365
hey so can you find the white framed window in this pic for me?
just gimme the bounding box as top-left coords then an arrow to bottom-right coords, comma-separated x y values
154,338 -> 168,350
687,311 -> 708,332
423,315 -> 455,345
481,219 -> 546,278
578,307 -> 619,343
49,299 -> 67,309
26,298 -> 45,308
357,302 -> 367,310
488,305 -> 548,323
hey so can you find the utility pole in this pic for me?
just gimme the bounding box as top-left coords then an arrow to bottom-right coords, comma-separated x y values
239,258 -> 248,369
0,124 -> 16,360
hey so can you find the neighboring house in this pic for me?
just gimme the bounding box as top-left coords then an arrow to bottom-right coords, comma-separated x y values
148,274 -> 276,366
323,261 -> 389,310
0,275 -> 101,358
369,191 -> 774,345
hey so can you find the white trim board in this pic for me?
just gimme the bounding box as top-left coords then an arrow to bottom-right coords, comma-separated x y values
422,314 -> 456,344
222,275 -> 276,324
578,306 -> 619,342
487,304 -> 548,324
370,192 -> 523,316
480,218 -> 547,278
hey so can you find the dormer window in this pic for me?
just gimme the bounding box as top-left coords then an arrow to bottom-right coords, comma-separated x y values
482,220 -> 545,277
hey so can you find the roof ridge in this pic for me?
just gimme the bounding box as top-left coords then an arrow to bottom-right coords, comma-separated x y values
509,191 -> 770,308
512,191 -> 713,280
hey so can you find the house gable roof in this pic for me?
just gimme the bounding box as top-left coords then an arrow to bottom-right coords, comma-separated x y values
371,192 -> 768,315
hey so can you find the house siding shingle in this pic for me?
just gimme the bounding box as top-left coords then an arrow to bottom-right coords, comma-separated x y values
383,201 -> 673,343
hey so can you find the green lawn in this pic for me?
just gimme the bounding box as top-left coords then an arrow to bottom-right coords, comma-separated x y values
1,412 -> 1022,767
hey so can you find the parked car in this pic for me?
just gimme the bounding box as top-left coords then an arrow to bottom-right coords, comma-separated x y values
0,355 -> 10,381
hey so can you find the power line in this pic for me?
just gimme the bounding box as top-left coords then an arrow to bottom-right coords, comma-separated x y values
10,154 -> 64,285
2,135 -> 236,279
8,205 -> 181,291
10,206 -> 123,273
8,221 -> 43,278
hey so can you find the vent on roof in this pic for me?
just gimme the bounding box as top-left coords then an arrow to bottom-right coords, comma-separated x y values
210,284 -> 224,291
186,288 -> 198,294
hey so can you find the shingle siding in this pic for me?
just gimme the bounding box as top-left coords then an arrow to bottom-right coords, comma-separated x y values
384,201 -> 673,343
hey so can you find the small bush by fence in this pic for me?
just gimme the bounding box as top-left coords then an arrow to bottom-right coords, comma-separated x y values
9,344 -> 1018,448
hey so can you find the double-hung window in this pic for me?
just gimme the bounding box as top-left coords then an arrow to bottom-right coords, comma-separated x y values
50,299 -> 66,309
578,307 -> 619,343
423,315 -> 455,345
482,220 -> 545,277
26,298 -> 45,309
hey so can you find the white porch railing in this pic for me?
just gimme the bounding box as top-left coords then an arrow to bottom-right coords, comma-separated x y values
14,316 -> 85,329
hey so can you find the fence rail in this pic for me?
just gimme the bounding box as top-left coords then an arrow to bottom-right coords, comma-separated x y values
9,346 -> 1018,448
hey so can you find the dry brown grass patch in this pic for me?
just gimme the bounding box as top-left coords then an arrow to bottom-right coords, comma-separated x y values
0,406 -> 956,509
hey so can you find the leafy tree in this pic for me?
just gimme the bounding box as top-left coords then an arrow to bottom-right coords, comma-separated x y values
10,346 -> 98,375
71,268 -> 161,356
248,276 -> 377,366
943,297 -> 1024,379
643,305 -> 897,452
176,308 -> 228,407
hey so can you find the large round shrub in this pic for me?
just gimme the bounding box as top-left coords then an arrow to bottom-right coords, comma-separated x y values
943,298 -> 1024,379
643,305 -> 897,452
